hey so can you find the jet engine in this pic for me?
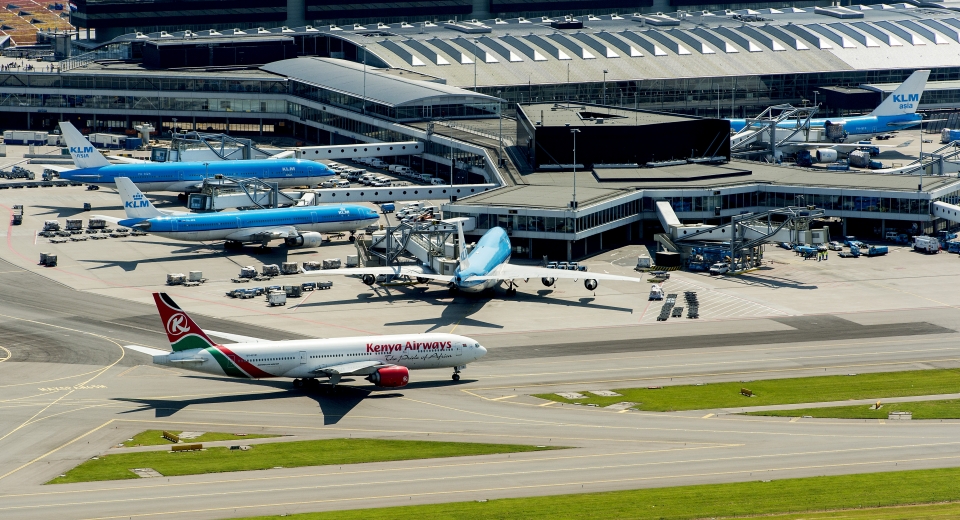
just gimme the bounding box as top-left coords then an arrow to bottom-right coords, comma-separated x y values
362,274 -> 376,286
541,277 -> 555,287
584,279 -> 598,291
815,149 -> 838,163
285,232 -> 324,248
366,366 -> 409,387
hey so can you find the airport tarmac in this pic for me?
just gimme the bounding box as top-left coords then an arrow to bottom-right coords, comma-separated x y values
3,171 -> 960,519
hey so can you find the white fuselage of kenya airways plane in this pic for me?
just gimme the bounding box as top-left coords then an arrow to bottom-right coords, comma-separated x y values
153,334 -> 486,379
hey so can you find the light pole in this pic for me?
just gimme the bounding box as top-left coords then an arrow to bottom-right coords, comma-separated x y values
602,69 -> 608,106
567,124 -> 580,209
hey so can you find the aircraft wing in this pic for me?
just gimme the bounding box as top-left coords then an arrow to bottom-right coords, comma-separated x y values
224,226 -> 298,242
311,360 -> 385,376
89,214 -> 125,225
106,156 -> 150,164
42,165 -> 76,173
204,330 -> 270,344
779,141 -> 912,153
301,265 -> 455,283
123,344 -> 170,357
466,263 -> 643,283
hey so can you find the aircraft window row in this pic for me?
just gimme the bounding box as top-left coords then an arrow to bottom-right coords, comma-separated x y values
311,354 -> 344,358
259,357 -> 291,361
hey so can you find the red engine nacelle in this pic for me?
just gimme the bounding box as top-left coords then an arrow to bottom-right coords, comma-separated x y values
367,366 -> 409,387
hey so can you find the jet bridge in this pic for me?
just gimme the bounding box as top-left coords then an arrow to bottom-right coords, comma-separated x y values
874,141 -> 960,176
187,177 -> 496,211
655,202 -> 827,271
730,104 -> 822,160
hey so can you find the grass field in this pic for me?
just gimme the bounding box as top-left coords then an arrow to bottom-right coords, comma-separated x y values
126,430 -> 279,447
48,439 -> 558,484
747,398 -> 960,419
533,368 -> 960,412
237,467 -> 960,520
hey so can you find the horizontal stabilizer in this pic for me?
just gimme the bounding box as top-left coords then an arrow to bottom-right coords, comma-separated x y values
123,344 -> 170,357
204,330 -> 269,344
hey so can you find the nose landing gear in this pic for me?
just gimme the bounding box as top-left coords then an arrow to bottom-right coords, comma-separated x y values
452,366 -> 462,381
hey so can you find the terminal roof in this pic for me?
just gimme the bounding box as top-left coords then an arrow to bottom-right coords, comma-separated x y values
260,57 -> 500,107
520,103 -> 691,128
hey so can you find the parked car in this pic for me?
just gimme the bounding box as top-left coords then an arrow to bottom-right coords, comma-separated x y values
320,180 -> 337,188
827,241 -> 844,251
709,262 -> 729,276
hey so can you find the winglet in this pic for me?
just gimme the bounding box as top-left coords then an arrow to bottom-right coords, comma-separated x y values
152,293 -> 219,352
116,177 -> 164,219
58,122 -> 110,169
869,70 -> 929,117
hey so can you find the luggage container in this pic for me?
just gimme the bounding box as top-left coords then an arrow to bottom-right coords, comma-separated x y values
302,261 -> 321,271
238,266 -> 257,278
380,203 -> 395,213
42,254 -> 57,267
166,273 -> 186,285
301,282 -> 318,291
322,258 -> 341,269
87,218 -> 106,230
280,262 -> 299,275
345,254 -> 359,267
261,264 -> 281,276
188,271 -> 205,282
43,220 -> 60,231
267,291 -> 287,306
317,281 -> 333,290
283,285 -> 302,298
65,219 -> 83,231
848,150 -> 870,168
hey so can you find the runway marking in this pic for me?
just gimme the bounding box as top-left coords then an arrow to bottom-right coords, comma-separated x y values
0,344 -> 10,362
538,401 -> 557,407
702,413 -> 714,419
790,417 -> 801,423
0,390 -> 76,444
0,390 -> 61,402
0,419 -> 116,481
617,409 -> 631,413
489,395 -> 517,401
101,321 -> 164,335
14,444 -> 960,518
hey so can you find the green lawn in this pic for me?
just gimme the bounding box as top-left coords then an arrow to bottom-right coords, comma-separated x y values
533,368 -> 960,412
48,439 -> 559,484
126,430 -> 279,447
236,467 -> 960,520
747,398 -> 960,420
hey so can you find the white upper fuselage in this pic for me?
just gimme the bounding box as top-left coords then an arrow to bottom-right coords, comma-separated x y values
153,333 -> 486,379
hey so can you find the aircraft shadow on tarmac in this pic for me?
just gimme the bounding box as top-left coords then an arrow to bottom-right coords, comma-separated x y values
721,272 -> 818,290
296,284 -> 632,332
114,375 -> 473,424
34,204 -> 125,218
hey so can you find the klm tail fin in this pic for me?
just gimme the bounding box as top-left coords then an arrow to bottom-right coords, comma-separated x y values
869,70 -> 930,117
58,122 -> 110,169
153,293 -> 218,352
116,177 -> 163,219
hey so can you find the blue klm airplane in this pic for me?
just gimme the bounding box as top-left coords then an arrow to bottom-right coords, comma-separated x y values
729,70 -> 930,142
304,222 -> 642,294
94,177 -> 380,248
53,122 -> 333,192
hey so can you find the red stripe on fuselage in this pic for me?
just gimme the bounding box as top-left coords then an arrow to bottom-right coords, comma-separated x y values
216,345 -> 277,378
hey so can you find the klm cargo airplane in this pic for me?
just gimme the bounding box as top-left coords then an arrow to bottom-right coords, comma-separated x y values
95,177 -> 380,248
53,122 -> 333,192
729,70 -> 930,142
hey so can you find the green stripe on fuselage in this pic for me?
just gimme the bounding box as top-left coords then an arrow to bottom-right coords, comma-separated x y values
205,347 -> 247,378
170,334 -> 214,353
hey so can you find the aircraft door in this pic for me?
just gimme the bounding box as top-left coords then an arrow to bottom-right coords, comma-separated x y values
456,343 -> 463,357
310,211 -> 318,224
299,351 -> 306,364
171,220 -> 178,232
177,170 -> 184,180
236,217 -> 242,229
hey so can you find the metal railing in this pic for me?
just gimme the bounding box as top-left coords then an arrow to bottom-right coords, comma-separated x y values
61,44 -> 130,72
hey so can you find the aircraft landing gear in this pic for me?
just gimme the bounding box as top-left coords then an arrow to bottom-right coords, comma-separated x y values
505,280 -> 518,296
348,232 -> 356,243
292,378 -> 304,389
452,366 -> 461,381
224,240 -> 242,250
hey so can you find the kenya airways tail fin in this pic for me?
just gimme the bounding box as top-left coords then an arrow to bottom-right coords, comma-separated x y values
869,70 -> 929,117
153,293 -> 218,352
116,177 -> 163,219
58,121 -> 111,169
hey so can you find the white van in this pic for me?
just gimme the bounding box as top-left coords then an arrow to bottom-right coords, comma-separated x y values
388,164 -> 406,173
320,180 -> 337,188
430,178 -> 445,185
418,174 -> 433,183
369,158 -> 386,168
335,179 -> 350,188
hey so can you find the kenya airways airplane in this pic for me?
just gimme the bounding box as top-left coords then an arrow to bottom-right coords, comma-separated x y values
124,293 -> 487,389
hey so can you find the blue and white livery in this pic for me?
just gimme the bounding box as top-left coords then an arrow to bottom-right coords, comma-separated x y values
729,70 -> 930,142
53,122 -> 333,192
95,177 -> 380,248
303,222 -> 642,294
